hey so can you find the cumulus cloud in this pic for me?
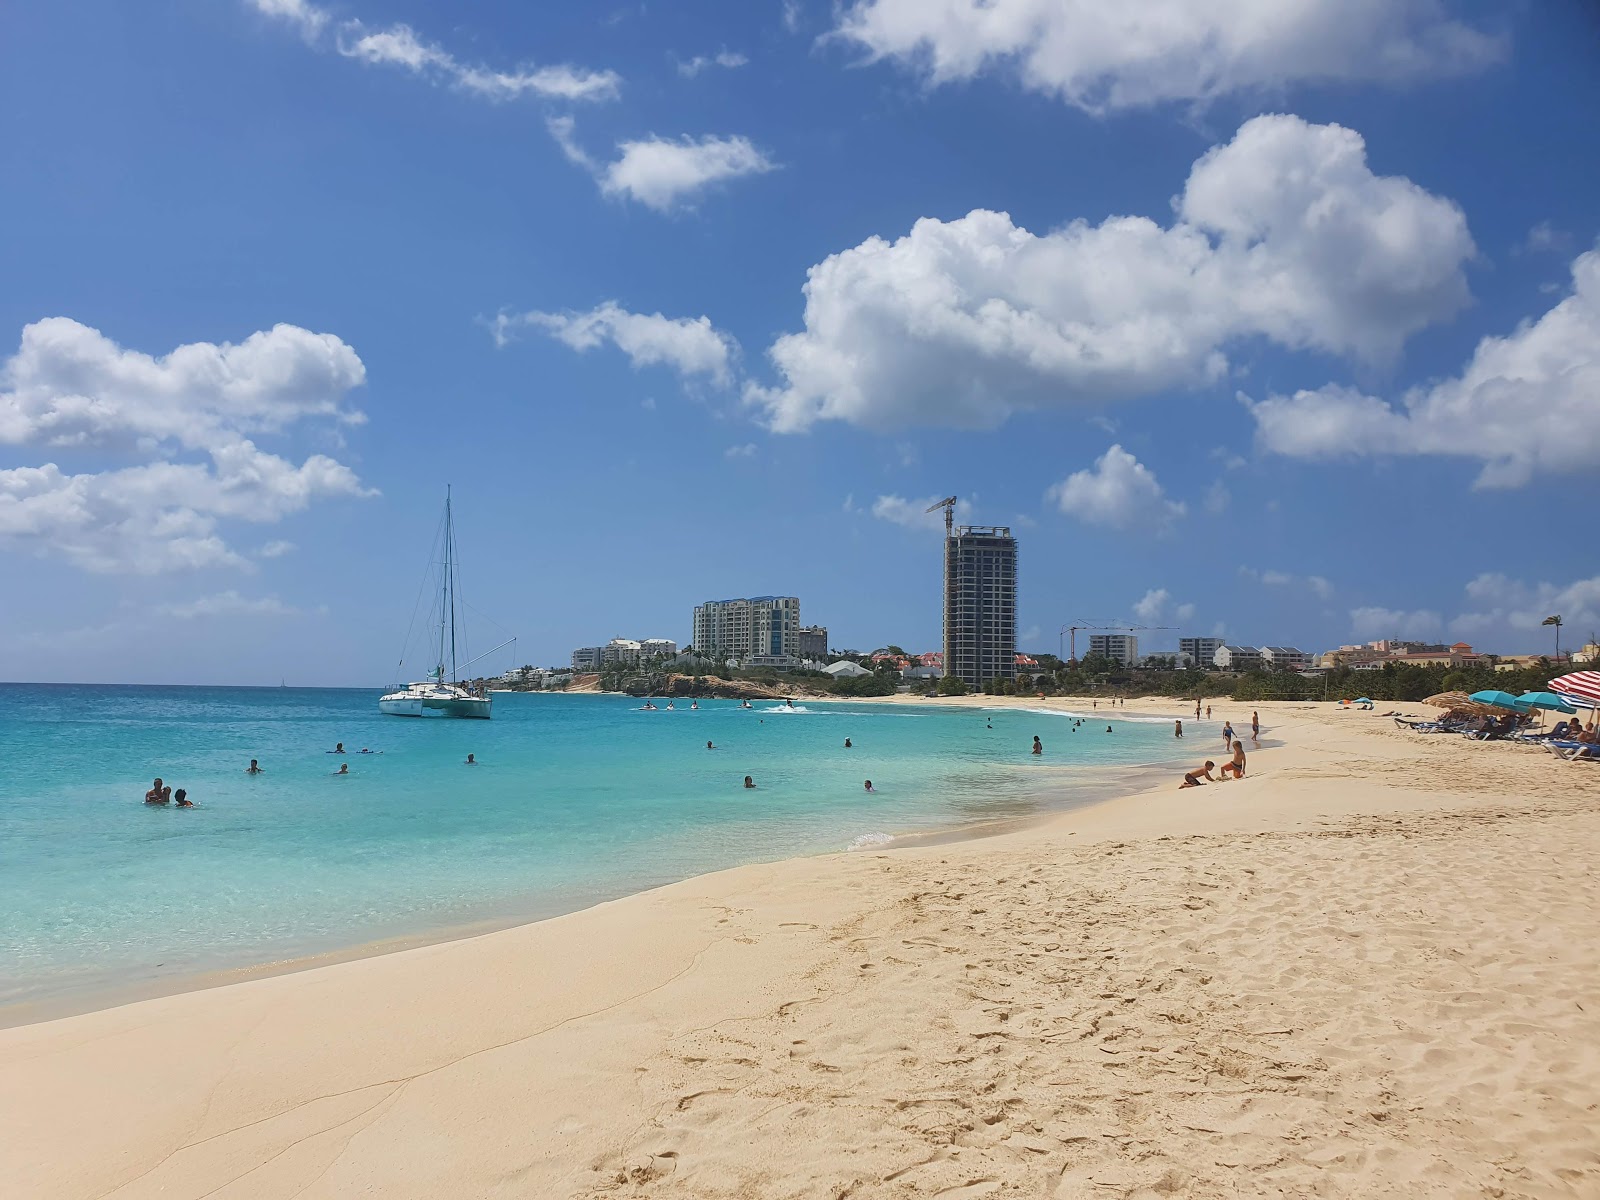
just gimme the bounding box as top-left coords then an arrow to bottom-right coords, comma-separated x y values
724,443 -> 757,459
550,117 -> 776,211
1249,245 -> 1600,489
491,301 -> 737,387
831,0 -> 1502,112
1453,572 -> 1600,643
1047,445 -> 1185,533
749,114 -> 1473,433
677,50 -> 748,77
1349,605 -> 1443,640
872,494 -> 972,530
248,2 -> 619,103
258,539 -> 296,558
158,591 -> 303,619
1133,587 -> 1196,626
0,319 -> 372,573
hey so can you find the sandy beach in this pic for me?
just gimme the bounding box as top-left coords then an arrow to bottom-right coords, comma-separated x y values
4,699 -> 1598,1198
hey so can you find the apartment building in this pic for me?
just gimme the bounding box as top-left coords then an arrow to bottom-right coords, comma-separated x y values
943,526 -> 1018,688
692,596 -> 801,661
1087,633 -> 1139,666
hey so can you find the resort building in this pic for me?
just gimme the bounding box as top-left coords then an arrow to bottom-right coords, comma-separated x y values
1213,645 -> 1263,670
1087,633 -> 1139,666
943,524 -> 1018,688
1260,646 -> 1310,672
823,659 -> 871,679
1179,636 -> 1224,669
692,596 -> 801,662
795,625 -> 829,660
571,646 -> 603,671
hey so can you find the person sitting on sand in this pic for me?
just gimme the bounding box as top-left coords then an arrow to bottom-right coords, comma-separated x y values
145,777 -> 165,803
333,763 -> 349,776
1174,719 -> 1183,738
1219,741 -> 1247,779
246,759 -> 262,774
1180,762 -> 1216,788
465,754 -> 477,765
1032,735 -> 1043,755
174,788 -> 194,807
864,780 -> 875,793
743,775 -> 755,789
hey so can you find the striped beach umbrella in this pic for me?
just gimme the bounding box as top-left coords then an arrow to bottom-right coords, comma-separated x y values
1549,670 -> 1600,713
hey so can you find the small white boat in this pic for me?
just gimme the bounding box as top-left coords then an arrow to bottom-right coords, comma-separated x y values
380,487 -> 511,721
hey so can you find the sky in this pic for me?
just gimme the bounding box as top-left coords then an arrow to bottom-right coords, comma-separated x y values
2,0 -> 1599,685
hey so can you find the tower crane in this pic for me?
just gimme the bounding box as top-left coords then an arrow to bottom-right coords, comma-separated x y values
924,496 -> 958,537
1059,620 -> 1176,663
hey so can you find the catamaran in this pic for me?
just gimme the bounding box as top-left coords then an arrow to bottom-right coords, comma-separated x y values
379,487 -> 512,719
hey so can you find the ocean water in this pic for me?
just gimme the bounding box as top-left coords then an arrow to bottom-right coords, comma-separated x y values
0,685 -> 1182,1008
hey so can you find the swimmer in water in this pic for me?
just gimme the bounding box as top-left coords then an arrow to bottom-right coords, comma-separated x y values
1106,726 -> 1112,733
864,780 -> 875,793
844,738 -> 852,748
706,741 -> 715,750
174,788 -> 193,807
743,775 -> 755,789
246,759 -> 262,774
465,754 -> 477,765
333,742 -> 344,754
145,777 -> 165,803
1032,735 -> 1043,755
333,763 -> 349,776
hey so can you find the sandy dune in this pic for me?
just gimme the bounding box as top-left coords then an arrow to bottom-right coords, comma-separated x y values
3,702 -> 1597,1197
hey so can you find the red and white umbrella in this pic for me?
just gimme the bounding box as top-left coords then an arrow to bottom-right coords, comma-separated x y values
1549,670 -> 1600,714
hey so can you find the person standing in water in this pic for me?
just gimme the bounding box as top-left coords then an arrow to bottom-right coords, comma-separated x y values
743,775 -> 756,789
864,780 -> 875,793
1174,719 -> 1183,738
333,763 -> 349,776
174,788 -> 194,807
144,777 -> 165,803
1194,699 -> 1201,719
465,754 -> 477,765
844,738 -> 852,748
1032,735 -> 1043,755
246,759 -> 262,774
1221,720 -> 1235,747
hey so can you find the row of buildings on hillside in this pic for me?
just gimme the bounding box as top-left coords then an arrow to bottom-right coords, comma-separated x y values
570,637 -> 678,672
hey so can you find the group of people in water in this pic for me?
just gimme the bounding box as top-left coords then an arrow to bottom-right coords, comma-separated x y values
142,778 -> 194,807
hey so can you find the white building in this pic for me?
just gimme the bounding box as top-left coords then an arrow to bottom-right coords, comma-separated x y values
571,646 -> 604,671
693,596 -> 801,661
1088,633 -> 1139,666
1213,645 -> 1262,670
823,660 -> 871,679
1179,637 -> 1224,669
1260,646 -> 1310,672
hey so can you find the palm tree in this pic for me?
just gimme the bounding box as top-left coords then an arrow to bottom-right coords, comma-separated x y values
1543,614 -> 1562,659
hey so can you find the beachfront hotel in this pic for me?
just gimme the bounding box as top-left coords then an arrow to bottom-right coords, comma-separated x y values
942,524 -> 1018,688
692,595 -> 802,664
1088,633 -> 1140,666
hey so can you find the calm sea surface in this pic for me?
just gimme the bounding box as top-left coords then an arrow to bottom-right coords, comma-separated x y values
0,685 -> 1182,1007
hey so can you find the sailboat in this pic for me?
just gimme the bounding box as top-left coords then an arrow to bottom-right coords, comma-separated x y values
379,487 -> 511,719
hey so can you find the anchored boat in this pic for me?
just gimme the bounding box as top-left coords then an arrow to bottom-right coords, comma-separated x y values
379,487 -> 511,719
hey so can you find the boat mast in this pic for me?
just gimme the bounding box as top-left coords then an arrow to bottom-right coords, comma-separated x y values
446,485 -> 460,684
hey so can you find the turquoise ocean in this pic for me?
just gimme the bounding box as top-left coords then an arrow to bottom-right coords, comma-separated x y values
0,686 -> 1185,1010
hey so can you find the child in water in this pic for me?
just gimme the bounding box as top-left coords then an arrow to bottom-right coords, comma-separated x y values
864,780 -> 875,793
174,788 -> 194,807
743,775 -> 756,789
1032,736 -> 1043,755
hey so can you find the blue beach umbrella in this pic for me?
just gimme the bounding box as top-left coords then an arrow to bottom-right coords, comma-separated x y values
1518,691 -> 1576,714
1469,689 -> 1532,712
1354,697 -> 1373,704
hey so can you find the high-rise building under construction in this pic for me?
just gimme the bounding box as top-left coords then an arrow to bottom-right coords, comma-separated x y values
943,524 -> 1018,688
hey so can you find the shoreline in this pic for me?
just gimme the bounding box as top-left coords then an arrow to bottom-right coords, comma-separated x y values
0,734 -> 1184,1030
8,698 -> 1594,1197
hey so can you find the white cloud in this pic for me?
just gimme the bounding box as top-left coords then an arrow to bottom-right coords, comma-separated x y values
1520,220 -> 1572,255
871,493 -> 972,530
0,319 -> 371,573
1133,588 -> 1169,622
1047,445 -> 1185,533
158,591 -> 302,620
1249,245 -> 1600,489
782,0 -> 803,33
492,301 -> 736,387
1260,570 -> 1292,586
1307,575 -> 1333,600
548,119 -> 775,211
677,50 -> 749,77
249,3 -> 619,103
724,443 -> 757,459
248,0 -> 327,40
1175,602 -> 1196,623
749,115 -> 1472,433
832,0 -> 1502,113
1349,605 -> 1443,640
1453,572 -> 1600,643
258,539 -> 296,558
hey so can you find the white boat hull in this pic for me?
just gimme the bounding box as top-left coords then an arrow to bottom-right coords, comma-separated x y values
379,685 -> 492,719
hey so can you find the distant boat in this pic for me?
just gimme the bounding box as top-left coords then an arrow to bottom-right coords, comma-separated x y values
379,487 -> 511,720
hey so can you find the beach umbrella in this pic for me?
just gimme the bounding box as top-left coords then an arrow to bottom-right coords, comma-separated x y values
1355,697 -> 1373,705
1424,691 -> 1474,709
1469,689 -> 1532,712
1549,670 -> 1600,714
1519,691 -> 1576,713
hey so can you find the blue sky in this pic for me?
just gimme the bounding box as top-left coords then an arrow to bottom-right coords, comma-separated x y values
3,0 -> 1598,684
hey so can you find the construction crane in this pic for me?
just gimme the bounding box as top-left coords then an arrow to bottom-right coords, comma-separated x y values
1059,620 -> 1176,663
924,496 -> 958,537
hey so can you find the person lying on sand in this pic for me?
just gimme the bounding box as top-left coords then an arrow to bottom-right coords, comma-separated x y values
1180,762 -> 1216,788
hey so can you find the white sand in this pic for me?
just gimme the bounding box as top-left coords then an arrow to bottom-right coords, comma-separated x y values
3,700 -> 1598,1198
